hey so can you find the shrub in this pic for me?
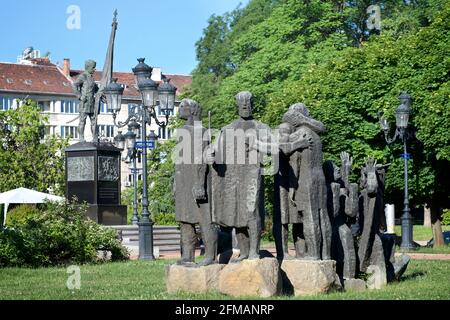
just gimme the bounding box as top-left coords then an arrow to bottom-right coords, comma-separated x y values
442,209 -> 450,226
0,200 -> 129,268
154,213 -> 178,226
5,204 -> 41,227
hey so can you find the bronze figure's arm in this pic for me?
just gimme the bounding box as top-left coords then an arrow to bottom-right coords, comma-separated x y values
72,74 -> 85,100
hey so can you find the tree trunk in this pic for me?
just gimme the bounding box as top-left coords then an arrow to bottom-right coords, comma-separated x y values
423,205 -> 431,227
431,205 -> 444,247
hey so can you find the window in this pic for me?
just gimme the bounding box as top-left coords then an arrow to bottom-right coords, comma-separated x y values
44,125 -> 56,137
158,105 -> 174,116
98,125 -> 115,138
61,100 -> 79,113
99,102 -> 110,114
158,127 -> 172,140
128,104 -> 139,115
60,126 -> 79,139
0,96 -> 15,111
38,101 -> 51,112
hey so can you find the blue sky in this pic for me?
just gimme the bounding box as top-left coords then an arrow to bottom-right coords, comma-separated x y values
0,0 -> 248,75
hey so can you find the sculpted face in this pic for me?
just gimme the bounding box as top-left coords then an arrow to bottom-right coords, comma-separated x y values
236,93 -> 253,119
178,100 -> 191,120
85,60 -> 96,75
279,123 -> 292,143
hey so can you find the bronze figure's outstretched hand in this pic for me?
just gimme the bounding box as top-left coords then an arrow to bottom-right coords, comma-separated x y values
205,146 -> 215,164
192,185 -> 206,201
340,151 -> 352,168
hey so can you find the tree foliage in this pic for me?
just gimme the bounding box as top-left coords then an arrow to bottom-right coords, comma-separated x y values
0,100 -> 68,195
188,0 -> 450,216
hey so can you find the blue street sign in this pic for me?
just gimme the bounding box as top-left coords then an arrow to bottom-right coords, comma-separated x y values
135,140 -> 155,149
130,168 -> 141,174
400,153 -> 411,159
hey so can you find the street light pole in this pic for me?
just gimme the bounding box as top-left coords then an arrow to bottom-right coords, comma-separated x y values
138,103 -> 155,260
104,58 -> 177,261
401,133 -> 414,250
379,92 -> 415,251
130,151 -> 139,225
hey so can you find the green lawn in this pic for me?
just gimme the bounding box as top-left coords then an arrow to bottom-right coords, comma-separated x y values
394,225 -> 450,241
0,259 -> 449,300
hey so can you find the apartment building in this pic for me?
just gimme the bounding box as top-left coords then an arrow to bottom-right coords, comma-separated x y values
0,55 -> 191,190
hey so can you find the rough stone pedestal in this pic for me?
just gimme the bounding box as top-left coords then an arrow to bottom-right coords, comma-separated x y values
218,258 -> 282,297
366,264 -> 387,289
344,278 -> 367,292
166,264 -> 225,294
280,260 -> 341,296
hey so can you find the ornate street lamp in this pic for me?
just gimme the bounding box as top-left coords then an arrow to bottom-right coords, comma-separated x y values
113,130 -> 125,150
158,78 -> 177,115
379,92 -> 415,251
104,78 -> 124,113
105,58 -> 176,260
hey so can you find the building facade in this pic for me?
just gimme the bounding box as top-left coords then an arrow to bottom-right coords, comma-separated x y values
0,56 -> 191,190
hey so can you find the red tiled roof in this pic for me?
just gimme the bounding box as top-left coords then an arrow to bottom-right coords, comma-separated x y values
0,62 -> 74,95
70,70 -> 191,99
0,61 -> 192,99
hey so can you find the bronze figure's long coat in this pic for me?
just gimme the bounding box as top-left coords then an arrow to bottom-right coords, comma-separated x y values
211,119 -> 270,228
174,125 -> 211,224
72,71 -> 99,114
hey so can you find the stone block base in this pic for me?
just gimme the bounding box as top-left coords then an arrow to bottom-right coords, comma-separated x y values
166,264 -> 225,294
344,278 -> 367,292
218,258 -> 282,297
280,259 -> 340,296
366,264 -> 387,289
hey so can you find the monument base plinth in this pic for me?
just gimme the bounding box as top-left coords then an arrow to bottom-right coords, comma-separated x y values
280,259 -> 341,296
86,204 -> 127,225
218,258 -> 282,297
166,263 -> 225,294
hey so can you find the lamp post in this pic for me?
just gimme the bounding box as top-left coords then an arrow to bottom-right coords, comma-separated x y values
130,151 -> 141,226
379,92 -> 415,251
104,58 -> 176,260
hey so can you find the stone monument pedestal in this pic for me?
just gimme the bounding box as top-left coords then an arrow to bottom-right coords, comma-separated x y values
166,264 -> 225,294
280,259 -> 341,296
65,141 -> 127,225
218,258 -> 282,297
165,258 -> 282,297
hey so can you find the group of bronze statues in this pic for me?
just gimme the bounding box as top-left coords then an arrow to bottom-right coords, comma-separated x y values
174,91 -> 401,281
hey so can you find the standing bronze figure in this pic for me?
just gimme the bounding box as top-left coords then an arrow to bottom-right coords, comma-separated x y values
323,152 -> 359,279
207,91 -> 271,260
72,59 -> 100,142
280,103 -> 332,260
174,99 -> 218,266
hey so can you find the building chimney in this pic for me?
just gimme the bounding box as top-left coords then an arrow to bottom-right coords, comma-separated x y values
63,58 -> 71,77
151,67 -> 161,82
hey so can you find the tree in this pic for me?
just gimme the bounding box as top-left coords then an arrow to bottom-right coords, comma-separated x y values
187,0 -> 450,243
0,100 -> 68,195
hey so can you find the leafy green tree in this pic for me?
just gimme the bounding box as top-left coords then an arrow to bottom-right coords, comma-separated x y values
187,0 -> 449,244
0,100 -> 68,195
265,0 -> 450,245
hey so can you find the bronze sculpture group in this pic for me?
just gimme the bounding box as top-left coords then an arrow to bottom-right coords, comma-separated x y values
173,91 -> 404,283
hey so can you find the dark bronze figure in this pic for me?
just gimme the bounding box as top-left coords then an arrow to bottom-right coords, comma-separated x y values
174,98 -> 218,266
207,91 -> 271,260
357,157 -> 387,273
280,103 -> 332,260
72,59 -> 100,142
323,152 -> 358,279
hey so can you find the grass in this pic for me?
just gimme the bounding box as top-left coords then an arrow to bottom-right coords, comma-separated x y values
0,259 -> 449,300
394,225 -> 450,241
